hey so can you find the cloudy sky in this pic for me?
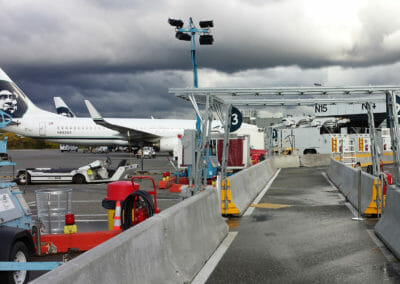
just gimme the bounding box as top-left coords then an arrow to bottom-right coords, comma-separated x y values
2,0 -> 400,118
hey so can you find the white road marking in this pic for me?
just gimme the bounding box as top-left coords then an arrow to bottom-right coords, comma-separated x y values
243,168 -> 281,216
191,231 -> 238,284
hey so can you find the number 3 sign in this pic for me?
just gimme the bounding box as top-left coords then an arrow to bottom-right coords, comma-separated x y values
230,106 -> 242,132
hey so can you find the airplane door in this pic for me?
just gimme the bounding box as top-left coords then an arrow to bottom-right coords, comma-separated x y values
39,122 -> 46,136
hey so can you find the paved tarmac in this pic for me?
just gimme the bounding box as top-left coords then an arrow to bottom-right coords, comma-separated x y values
207,167 -> 400,283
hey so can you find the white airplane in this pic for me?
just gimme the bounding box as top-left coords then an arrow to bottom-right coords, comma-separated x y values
0,68 -> 196,153
0,68 -> 263,154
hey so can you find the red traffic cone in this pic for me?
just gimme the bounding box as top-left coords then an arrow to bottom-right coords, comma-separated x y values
113,200 -> 122,230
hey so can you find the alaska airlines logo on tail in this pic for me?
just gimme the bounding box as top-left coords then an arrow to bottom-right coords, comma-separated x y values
0,81 -> 28,118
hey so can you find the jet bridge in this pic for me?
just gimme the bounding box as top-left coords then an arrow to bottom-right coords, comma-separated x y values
169,86 -> 400,195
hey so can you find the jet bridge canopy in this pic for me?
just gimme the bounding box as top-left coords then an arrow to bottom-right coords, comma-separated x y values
169,86 -> 400,191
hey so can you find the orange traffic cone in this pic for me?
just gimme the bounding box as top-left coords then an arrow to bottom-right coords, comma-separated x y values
113,200 -> 122,230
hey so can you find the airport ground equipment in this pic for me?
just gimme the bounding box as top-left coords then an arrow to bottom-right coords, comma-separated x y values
102,176 -> 160,231
59,144 -> 78,152
15,158 -> 137,185
135,146 -> 156,159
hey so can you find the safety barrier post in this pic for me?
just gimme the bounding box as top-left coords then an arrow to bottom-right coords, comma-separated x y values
352,168 -> 363,221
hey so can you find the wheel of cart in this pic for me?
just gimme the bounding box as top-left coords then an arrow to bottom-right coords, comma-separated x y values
120,176 -> 160,230
16,171 -> 30,185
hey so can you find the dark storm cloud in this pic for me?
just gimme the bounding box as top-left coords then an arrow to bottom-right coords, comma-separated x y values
15,70 -> 196,118
2,0 -> 400,118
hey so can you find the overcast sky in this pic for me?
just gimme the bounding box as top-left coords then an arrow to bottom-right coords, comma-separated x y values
2,0 -> 400,118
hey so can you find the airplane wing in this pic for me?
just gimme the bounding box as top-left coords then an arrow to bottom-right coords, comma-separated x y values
84,100 -> 160,141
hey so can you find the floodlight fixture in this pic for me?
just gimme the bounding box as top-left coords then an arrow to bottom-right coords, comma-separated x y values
199,20 -> 213,28
168,18 -> 184,28
176,31 -> 192,41
199,35 -> 214,45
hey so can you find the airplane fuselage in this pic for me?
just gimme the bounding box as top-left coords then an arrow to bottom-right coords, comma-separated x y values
5,110 -> 195,148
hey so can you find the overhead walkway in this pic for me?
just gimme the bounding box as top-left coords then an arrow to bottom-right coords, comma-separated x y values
206,167 -> 400,283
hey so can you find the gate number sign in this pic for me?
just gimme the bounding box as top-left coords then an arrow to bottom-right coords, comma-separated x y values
230,106 -> 242,132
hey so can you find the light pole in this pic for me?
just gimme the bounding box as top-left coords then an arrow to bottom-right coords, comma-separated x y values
168,17 -> 214,88
168,17 -> 214,192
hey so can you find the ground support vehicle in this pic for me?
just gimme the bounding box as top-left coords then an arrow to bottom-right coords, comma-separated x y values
16,158 -> 138,185
59,144 -> 78,152
0,186 -> 63,284
135,146 -> 156,159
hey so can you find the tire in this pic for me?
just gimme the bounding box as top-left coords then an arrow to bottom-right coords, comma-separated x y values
2,241 -> 30,284
16,172 -> 30,185
73,174 -> 86,184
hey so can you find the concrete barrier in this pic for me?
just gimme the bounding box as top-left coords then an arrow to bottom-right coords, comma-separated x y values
375,187 -> 400,260
273,154 -> 300,168
328,158 -> 381,214
31,188 -> 228,284
300,154 -> 331,167
327,158 -> 360,207
225,157 -> 277,215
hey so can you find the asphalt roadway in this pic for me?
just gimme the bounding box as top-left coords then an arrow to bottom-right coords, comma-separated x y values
207,167 -> 400,283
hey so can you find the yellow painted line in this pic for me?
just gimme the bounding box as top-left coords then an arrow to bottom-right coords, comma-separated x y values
250,203 -> 292,209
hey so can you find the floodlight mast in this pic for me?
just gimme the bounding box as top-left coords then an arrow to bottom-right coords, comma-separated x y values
168,17 -> 215,193
168,17 -> 214,88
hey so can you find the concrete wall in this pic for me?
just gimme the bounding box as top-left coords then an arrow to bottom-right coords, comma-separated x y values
375,187 -> 400,260
273,155 -> 300,168
228,157 -> 277,215
31,188 -> 228,284
300,154 -> 331,167
327,158 -> 375,213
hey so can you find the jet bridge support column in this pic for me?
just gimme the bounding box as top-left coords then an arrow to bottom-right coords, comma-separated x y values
386,91 -> 400,186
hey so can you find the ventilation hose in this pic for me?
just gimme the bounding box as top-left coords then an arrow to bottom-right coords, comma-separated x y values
121,190 -> 155,230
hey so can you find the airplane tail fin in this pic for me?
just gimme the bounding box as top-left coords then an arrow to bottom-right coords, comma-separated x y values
54,97 -> 75,117
0,68 -> 36,119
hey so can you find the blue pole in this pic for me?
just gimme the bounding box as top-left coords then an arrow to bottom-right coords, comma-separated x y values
188,17 -> 201,133
189,17 -> 198,88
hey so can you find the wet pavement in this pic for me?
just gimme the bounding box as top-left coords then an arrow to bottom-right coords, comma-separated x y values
207,167 -> 400,283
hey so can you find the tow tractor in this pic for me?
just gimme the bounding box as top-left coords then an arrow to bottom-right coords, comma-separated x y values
15,158 -> 137,184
